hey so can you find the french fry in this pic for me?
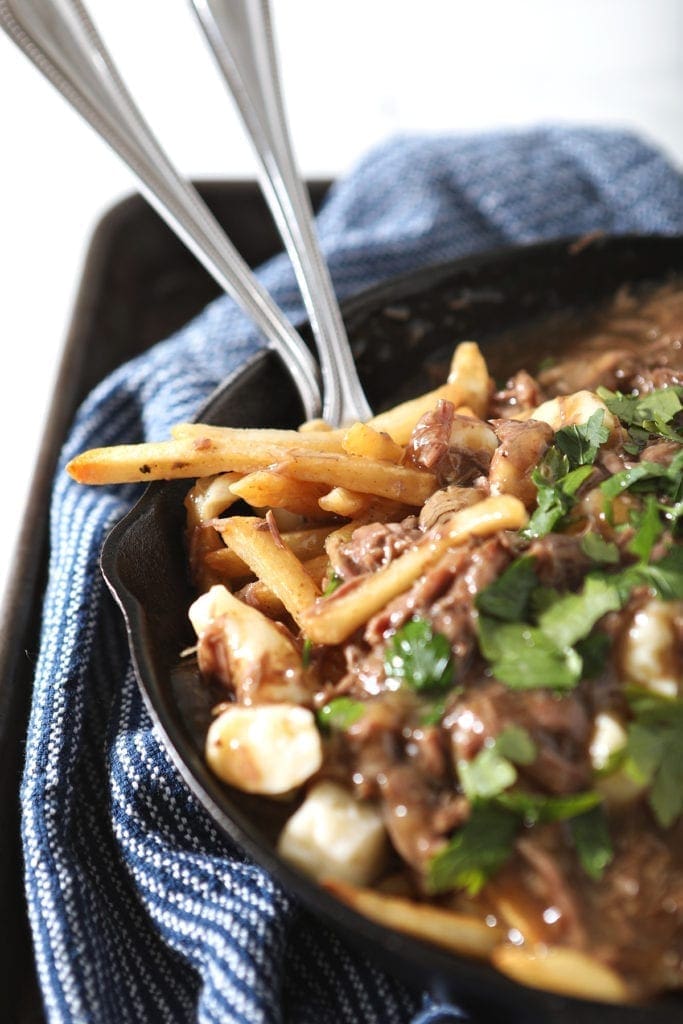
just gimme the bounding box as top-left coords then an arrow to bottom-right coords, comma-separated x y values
207,525 -> 335,580
324,880 -> 502,960
218,516 -> 321,628
275,451 -> 437,506
366,341 -> 492,444
318,487 -> 371,518
447,341 -> 493,417
298,418 -> 334,433
342,422 -> 404,463
67,426 -> 347,485
171,422 -> 345,451
301,495 -> 527,644
228,471 -> 331,519
491,945 -> 632,1004
237,555 -> 330,618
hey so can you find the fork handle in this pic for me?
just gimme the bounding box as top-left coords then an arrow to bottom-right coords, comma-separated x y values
190,0 -> 373,427
0,0 -> 322,422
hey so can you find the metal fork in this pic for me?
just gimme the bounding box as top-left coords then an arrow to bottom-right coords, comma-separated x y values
189,0 -> 373,427
0,0 -> 325,420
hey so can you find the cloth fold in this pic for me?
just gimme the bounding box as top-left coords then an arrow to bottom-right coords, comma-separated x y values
22,127 -> 683,1024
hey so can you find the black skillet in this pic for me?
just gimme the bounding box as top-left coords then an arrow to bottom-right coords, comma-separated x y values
102,233 -> 683,1024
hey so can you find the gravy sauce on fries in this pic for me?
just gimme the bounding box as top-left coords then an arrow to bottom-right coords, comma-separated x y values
68,282 -> 683,1004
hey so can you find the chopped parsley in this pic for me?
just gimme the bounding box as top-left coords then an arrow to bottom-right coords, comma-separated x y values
476,547 -> 683,691
554,409 -> 610,468
569,805 -> 614,880
520,411 -> 609,542
495,789 -> 602,825
581,533 -> 619,564
475,555 -> 538,622
600,450 -> 683,502
457,726 -> 537,802
521,462 -> 594,541
428,789 -> 609,894
598,384 -> 683,448
427,803 -> 519,895
384,618 -> 454,693
323,572 -> 343,596
627,494 -> 664,561
477,616 -> 582,690
623,688 -> 683,827
317,697 -> 365,732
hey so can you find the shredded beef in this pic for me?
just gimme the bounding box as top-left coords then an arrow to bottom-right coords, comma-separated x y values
527,533 -> 592,590
379,764 -> 467,871
490,369 -> 545,418
331,516 -> 421,580
445,680 -> 592,794
404,400 -> 497,484
488,418 -> 554,508
404,399 -> 454,473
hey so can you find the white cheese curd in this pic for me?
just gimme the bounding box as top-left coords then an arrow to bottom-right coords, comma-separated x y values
189,584 -> 311,705
205,703 -> 322,795
589,712 -> 627,772
277,780 -> 389,886
529,390 -> 617,435
621,598 -> 683,698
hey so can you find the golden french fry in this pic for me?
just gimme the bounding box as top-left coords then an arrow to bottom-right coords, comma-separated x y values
171,422 -> 344,451
447,341 -> 492,417
67,425 -> 348,485
366,342 -> 492,445
218,516 -> 321,627
207,525 -> 335,579
318,487 -> 371,518
325,880 -> 502,960
298,418 -> 334,433
237,554 -> 330,618
491,944 -> 632,1004
275,451 -> 436,506
301,495 -> 527,644
229,471 -> 331,519
342,422 -> 404,463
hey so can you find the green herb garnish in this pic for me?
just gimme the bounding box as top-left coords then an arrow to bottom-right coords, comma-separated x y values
428,789 -> 608,894
495,789 -> 602,825
317,697 -> 365,732
598,384 -> 683,445
581,533 -> 620,564
623,688 -> 683,827
521,463 -> 594,541
323,572 -> 343,596
555,409 -> 609,469
457,726 -> 537,802
475,555 -> 537,622
569,805 -> 614,880
384,618 -> 454,692
628,494 -> 664,561
427,803 -> 519,895
477,616 -> 582,690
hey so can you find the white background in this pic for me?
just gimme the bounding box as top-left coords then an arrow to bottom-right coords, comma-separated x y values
1,0 -> 682,609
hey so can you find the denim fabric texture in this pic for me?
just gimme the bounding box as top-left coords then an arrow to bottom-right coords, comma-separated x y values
21,128 -> 683,1024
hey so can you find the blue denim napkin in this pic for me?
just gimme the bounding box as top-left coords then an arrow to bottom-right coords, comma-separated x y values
22,127 -> 683,1024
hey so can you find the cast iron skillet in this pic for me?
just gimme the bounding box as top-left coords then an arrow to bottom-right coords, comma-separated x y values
102,234 -> 683,1024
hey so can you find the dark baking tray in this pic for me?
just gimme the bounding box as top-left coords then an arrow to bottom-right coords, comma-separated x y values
0,180 -> 331,1024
